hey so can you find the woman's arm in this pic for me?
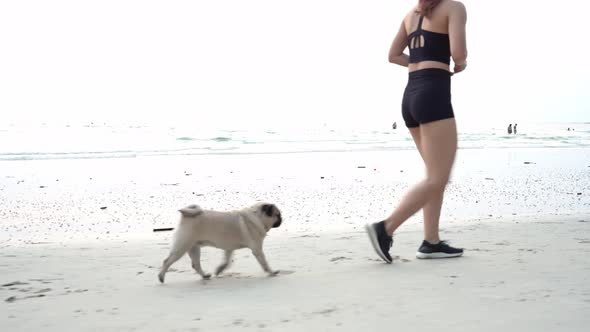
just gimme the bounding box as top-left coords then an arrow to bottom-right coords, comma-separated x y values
448,1 -> 468,73
388,20 -> 409,67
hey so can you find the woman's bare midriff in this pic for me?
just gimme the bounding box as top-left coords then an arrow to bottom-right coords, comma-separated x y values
408,60 -> 450,73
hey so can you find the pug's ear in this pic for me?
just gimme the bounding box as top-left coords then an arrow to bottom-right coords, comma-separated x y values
261,204 -> 275,217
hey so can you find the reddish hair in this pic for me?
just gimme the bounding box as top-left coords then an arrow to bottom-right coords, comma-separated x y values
416,0 -> 443,17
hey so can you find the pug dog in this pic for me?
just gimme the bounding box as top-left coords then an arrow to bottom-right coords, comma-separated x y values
158,202 -> 282,283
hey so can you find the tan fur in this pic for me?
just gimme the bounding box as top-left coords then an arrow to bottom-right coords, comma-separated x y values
158,202 -> 282,283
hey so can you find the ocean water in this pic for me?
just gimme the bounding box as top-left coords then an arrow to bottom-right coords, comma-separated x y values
0,122 -> 589,161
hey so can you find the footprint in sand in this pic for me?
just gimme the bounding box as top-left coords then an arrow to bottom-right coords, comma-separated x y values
35,288 -> 52,294
2,281 -> 29,287
217,273 -> 252,279
518,248 -> 539,253
365,256 -> 410,263
5,294 -> 46,303
330,256 -> 351,262
312,307 -> 338,316
26,291 -> 46,299
29,278 -> 64,283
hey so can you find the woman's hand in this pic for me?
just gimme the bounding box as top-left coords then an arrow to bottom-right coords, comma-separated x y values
453,62 -> 467,74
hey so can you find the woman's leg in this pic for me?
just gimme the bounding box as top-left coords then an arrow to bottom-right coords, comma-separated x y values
408,127 -> 444,243
365,118 -> 457,263
384,118 -> 457,235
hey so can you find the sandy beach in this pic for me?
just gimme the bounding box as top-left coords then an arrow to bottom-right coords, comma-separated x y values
2,0 -> 589,329
1,147 -> 590,331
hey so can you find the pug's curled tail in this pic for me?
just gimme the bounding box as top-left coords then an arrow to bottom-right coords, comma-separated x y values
178,204 -> 204,217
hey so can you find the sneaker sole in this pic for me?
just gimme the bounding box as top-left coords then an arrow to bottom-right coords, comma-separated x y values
365,224 -> 392,264
416,251 -> 464,259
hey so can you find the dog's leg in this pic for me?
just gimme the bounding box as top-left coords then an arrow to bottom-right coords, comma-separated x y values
188,245 -> 211,280
158,233 -> 194,283
215,250 -> 234,276
251,247 -> 279,276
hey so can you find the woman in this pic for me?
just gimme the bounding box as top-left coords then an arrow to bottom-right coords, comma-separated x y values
366,0 -> 467,263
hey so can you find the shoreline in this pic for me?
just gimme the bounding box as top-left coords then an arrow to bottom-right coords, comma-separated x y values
1,144 -> 590,162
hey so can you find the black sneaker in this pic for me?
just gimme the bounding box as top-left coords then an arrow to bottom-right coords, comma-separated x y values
365,221 -> 393,263
416,240 -> 464,259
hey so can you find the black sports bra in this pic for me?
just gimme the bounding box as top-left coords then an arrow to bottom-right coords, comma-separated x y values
408,15 -> 451,65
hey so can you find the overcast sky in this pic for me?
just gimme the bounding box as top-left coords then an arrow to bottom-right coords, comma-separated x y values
1,0 -> 587,130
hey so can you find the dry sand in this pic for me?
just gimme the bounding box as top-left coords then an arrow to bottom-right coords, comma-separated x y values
2,216 -> 590,331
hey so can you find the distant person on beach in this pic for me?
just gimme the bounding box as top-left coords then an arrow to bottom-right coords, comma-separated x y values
513,123 -> 518,134
366,0 -> 466,263
507,124 -> 513,134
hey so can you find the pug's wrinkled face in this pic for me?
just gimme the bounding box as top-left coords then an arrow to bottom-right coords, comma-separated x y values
260,203 -> 282,229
